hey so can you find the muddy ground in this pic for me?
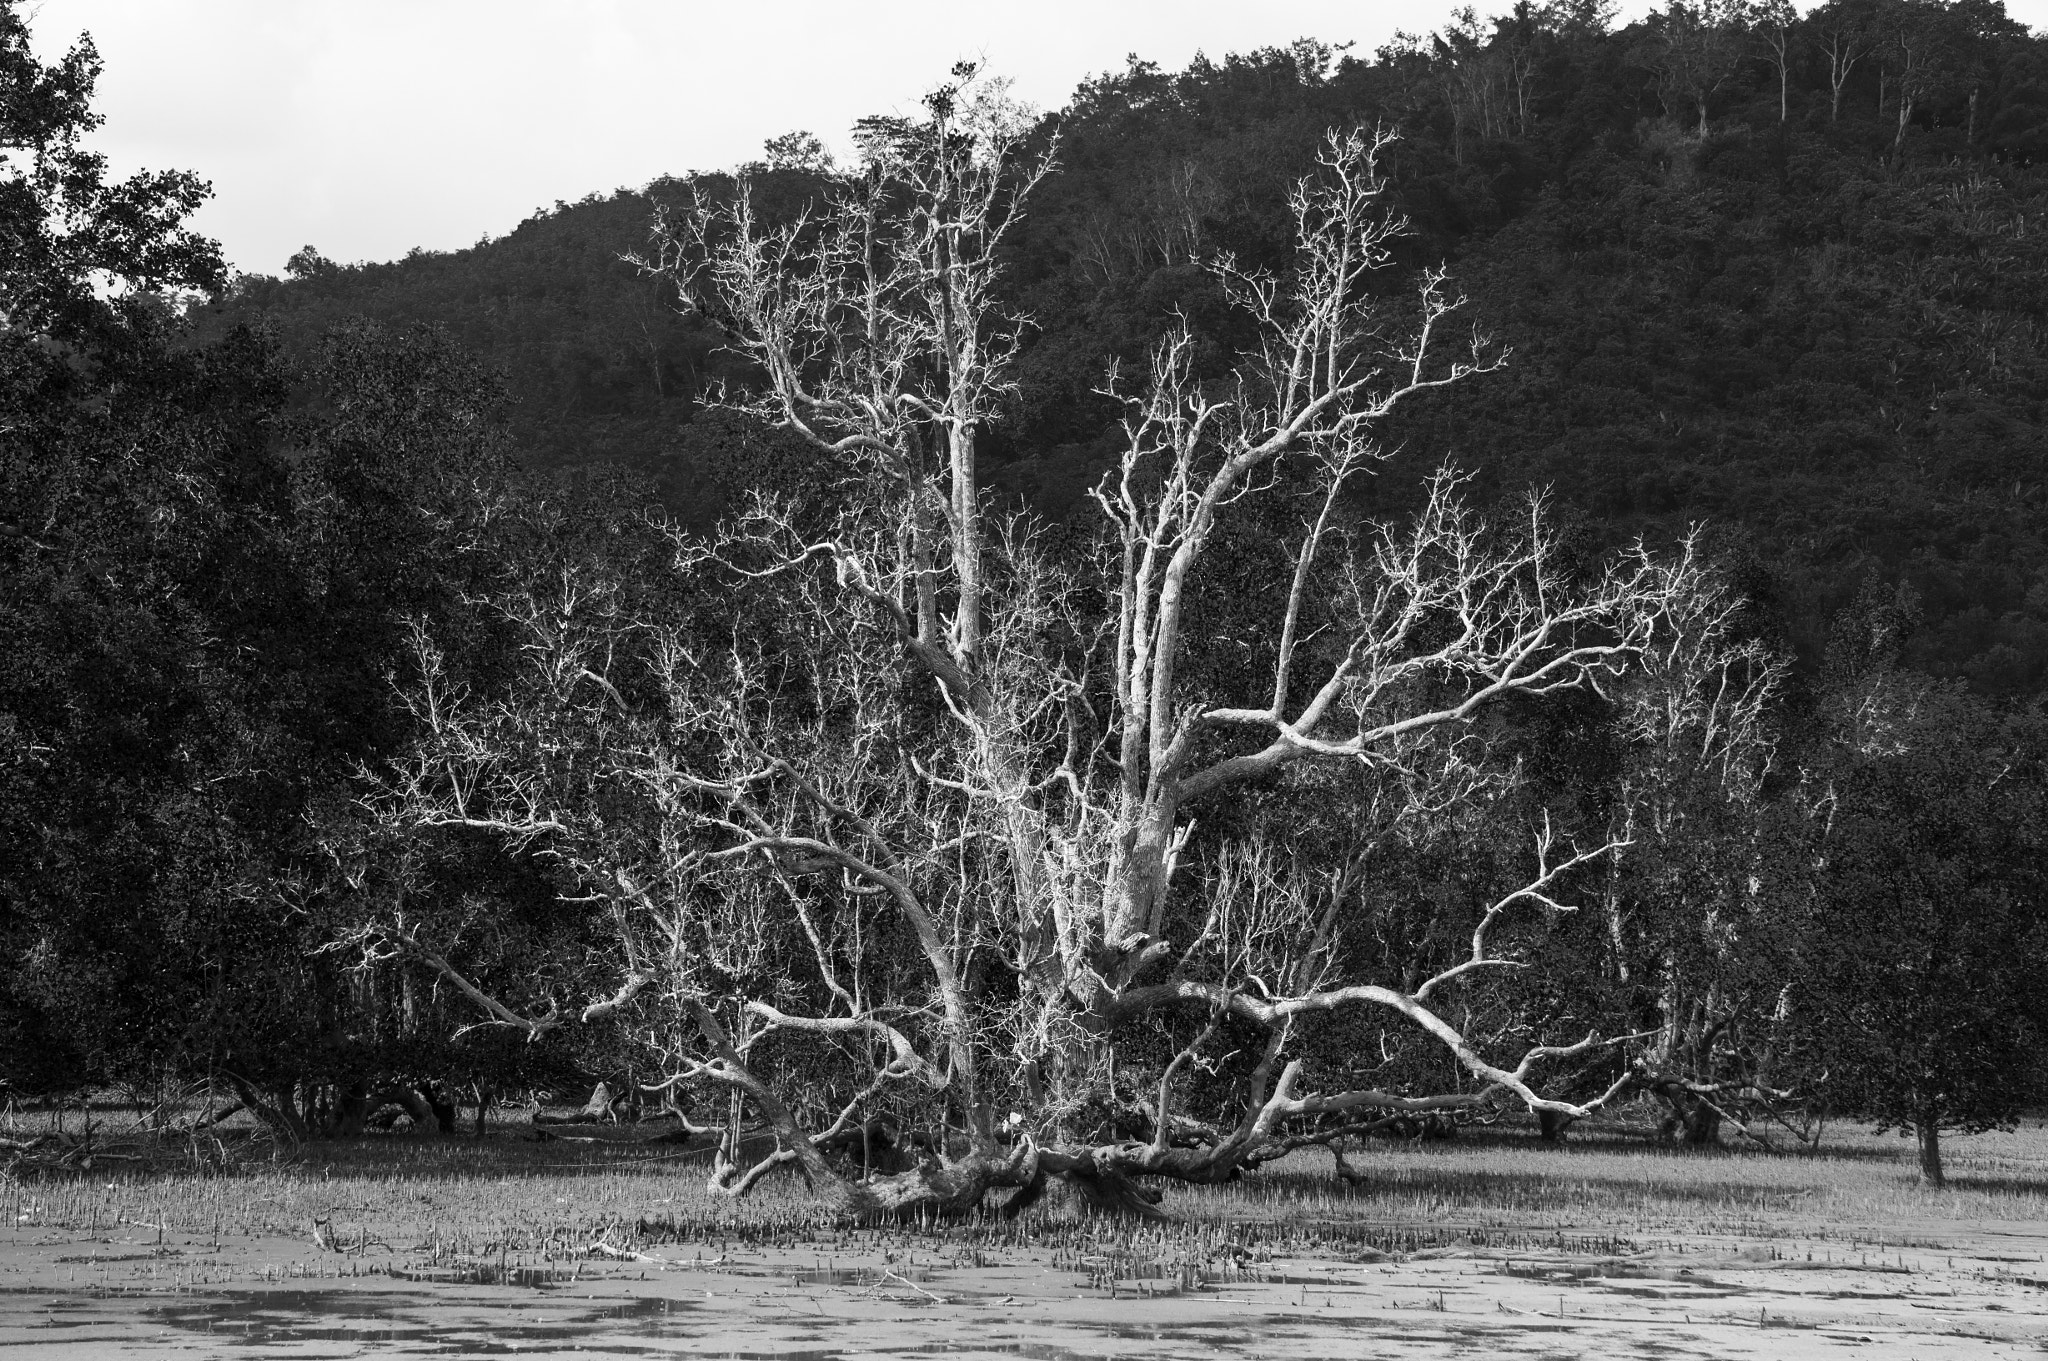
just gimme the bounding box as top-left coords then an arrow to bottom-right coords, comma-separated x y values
3,1211 -> 2043,1358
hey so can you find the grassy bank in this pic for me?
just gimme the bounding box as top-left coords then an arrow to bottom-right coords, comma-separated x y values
7,1102 -> 2044,1262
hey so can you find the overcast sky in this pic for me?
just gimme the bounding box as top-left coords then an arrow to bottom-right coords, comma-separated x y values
28,0 -> 2048,278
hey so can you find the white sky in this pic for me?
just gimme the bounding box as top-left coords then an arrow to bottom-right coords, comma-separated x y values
27,0 -> 2048,277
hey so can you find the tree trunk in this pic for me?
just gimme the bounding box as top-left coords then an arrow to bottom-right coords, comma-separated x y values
776,1140 -> 1181,1223
816,1117 -> 918,1176
1034,1148 -> 1176,1219
1916,1117 -> 1945,1187
829,1140 -> 1042,1220
375,1085 -> 453,1135
533,1082 -> 622,1126
226,1077 -> 309,1145
1328,1138 -> 1370,1187
330,1080 -> 371,1138
425,1083 -> 458,1133
1656,1086 -> 1722,1146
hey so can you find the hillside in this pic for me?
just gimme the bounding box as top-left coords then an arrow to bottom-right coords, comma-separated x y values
202,6 -> 2048,695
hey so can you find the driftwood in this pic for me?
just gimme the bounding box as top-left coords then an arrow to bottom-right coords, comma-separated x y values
587,1240 -> 675,1266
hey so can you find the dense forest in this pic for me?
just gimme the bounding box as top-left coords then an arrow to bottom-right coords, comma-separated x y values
4,0 -> 2045,1208
208,3 -> 2048,695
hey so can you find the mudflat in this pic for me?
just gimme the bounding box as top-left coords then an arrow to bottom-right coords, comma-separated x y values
2,1121 -> 2044,1359
5,1215 -> 2044,1357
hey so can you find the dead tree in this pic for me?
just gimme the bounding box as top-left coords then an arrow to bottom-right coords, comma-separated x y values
368,85 -> 1714,1217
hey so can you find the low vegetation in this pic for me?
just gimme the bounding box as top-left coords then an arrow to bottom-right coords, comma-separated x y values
8,1096 -> 2045,1248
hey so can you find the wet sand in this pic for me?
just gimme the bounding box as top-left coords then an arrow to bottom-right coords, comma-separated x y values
3,1215 -> 2044,1359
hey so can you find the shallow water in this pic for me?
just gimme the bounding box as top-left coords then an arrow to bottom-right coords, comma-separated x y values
149,1289 -> 694,1355
2,1224 -> 2043,1359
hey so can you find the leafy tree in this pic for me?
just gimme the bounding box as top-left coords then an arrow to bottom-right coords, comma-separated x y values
760,130 -> 836,175
1800,675 -> 2047,1184
284,245 -> 342,281
1,0 -> 247,1092
0,0 -> 600,1125
0,5 -> 222,342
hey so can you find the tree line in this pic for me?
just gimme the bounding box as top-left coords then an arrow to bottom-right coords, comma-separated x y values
2,1 -> 2044,1207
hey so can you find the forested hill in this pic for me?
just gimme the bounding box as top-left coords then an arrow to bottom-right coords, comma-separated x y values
205,2 -> 2048,696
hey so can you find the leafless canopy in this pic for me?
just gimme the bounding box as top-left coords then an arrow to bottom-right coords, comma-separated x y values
369,77 -> 1719,1216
